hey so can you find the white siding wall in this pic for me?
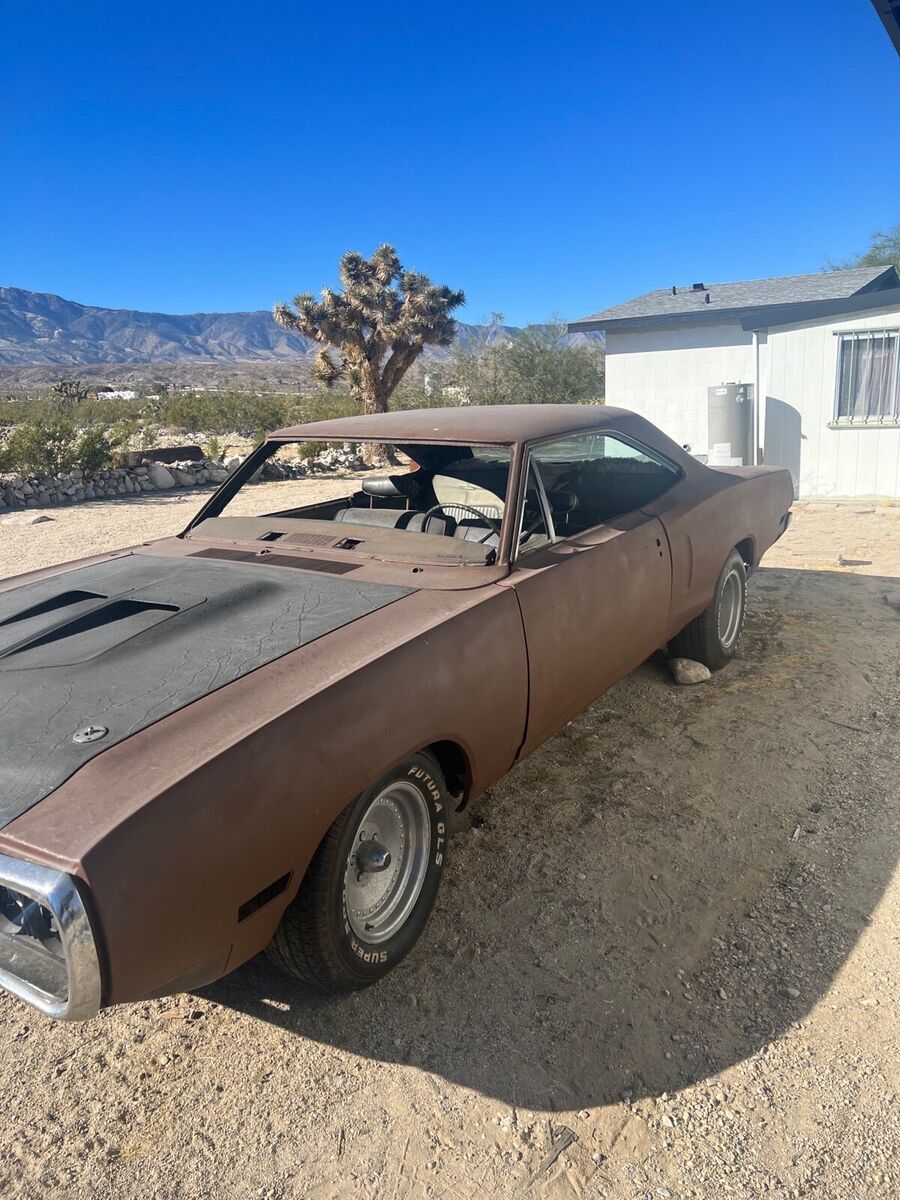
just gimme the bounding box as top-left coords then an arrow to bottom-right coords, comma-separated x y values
605,323 -> 754,456
765,305 -> 900,500
605,305 -> 900,500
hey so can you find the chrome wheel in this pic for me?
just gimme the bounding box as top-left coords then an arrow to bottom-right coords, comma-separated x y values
344,781 -> 431,944
718,566 -> 744,649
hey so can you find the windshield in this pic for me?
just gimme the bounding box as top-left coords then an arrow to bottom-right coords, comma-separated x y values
188,439 -> 514,566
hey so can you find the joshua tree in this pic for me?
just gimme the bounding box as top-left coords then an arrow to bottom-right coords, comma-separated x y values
52,379 -> 89,405
274,244 -> 465,415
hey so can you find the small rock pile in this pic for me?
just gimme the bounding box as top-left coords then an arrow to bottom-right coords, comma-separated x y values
225,445 -> 368,481
311,446 -> 367,472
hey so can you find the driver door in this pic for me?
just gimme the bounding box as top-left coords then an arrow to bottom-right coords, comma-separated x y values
502,432 -> 675,757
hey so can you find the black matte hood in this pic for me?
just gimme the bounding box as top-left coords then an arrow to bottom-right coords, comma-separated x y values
0,552 -> 412,828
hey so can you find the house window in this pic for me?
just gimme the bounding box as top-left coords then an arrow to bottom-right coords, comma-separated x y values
835,331 -> 900,423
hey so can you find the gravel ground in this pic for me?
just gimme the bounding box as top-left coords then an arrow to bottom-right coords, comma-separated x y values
0,490 -> 898,1200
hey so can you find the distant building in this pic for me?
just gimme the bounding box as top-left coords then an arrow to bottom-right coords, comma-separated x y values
569,267 -> 900,501
95,387 -> 139,401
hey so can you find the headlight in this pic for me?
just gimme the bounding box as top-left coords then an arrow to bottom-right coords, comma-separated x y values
0,886 -> 67,1001
0,854 -> 101,1020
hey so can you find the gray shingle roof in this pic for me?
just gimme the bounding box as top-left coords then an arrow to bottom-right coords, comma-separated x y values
572,266 -> 898,328
871,0 -> 900,54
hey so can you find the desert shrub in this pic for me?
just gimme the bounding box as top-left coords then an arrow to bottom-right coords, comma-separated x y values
2,417 -> 79,474
76,426 -> 114,473
449,321 -> 605,406
301,390 -> 359,423
0,418 -> 126,475
0,398 -> 29,427
70,397 -> 145,427
158,391 -> 294,437
0,393 -> 146,430
204,436 -> 224,462
295,441 -> 325,459
105,419 -> 139,466
0,383 -> 389,472
138,423 -> 159,451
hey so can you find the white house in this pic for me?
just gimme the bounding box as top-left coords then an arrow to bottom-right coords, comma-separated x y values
570,266 -> 900,501
95,387 -> 139,402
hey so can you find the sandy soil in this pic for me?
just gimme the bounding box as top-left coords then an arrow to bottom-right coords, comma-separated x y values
0,477 -> 360,576
0,493 -> 897,1200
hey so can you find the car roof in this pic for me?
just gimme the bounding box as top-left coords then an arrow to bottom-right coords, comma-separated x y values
271,403 -> 632,445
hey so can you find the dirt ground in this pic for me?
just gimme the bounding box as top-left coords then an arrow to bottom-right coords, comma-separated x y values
0,491 -> 898,1200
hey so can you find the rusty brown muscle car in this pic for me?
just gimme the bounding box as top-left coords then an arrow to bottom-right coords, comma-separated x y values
0,405 -> 793,1019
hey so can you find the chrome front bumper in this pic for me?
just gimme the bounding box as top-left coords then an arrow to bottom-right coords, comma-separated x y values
0,852 -> 101,1020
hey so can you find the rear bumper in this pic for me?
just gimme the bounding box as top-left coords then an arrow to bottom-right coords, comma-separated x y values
0,852 -> 102,1020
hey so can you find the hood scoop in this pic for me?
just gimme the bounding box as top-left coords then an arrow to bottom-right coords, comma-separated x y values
0,553 -> 415,829
0,589 -> 106,628
0,586 -> 201,670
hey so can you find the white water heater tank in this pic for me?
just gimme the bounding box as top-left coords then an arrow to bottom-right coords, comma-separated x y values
707,383 -> 752,466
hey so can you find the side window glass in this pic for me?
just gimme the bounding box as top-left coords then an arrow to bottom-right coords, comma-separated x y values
530,432 -> 678,533
516,461 -> 552,554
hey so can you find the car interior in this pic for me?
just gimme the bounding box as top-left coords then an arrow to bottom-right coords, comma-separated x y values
193,434 -> 681,564
203,444 -> 515,562
528,433 -> 681,537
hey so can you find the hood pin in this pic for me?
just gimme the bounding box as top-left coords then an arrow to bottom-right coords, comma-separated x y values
73,725 -> 109,745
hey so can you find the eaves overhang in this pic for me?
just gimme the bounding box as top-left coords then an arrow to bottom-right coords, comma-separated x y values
569,286 -> 900,336
871,0 -> 900,53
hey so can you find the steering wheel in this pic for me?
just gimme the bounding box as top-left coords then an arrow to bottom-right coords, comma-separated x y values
421,503 -> 501,544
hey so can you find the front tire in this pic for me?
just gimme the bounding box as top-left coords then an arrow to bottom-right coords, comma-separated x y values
667,549 -> 747,671
266,753 -> 448,990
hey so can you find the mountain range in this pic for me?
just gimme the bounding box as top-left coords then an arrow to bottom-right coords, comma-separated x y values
0,286 -> 598,368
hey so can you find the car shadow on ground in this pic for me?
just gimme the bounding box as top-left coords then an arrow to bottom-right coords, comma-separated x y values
205,566 -> 900,1110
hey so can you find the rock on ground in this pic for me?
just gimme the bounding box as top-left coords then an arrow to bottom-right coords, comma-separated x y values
146,464 -> 176,489
669,656 -> 712,685
0,512 -> 54,527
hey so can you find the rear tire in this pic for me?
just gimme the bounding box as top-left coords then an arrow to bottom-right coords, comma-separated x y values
667,549 -> 747,671
266,753 -> 448,991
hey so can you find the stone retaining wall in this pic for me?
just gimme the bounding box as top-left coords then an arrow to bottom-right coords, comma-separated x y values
0,446 -> 366,513
0,458 -> 230,512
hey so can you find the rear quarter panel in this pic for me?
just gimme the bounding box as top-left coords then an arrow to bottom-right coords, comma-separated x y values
643,464 -> 793,638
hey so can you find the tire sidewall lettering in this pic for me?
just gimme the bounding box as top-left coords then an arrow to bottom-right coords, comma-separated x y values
407,765 -> 444,813
336,758 -> 448,980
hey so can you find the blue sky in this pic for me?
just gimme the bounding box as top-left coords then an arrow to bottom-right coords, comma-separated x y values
1,2 -> 897,326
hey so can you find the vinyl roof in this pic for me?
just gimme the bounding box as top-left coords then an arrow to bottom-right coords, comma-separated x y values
570,266 -> 900,331
272,403 -> 625,444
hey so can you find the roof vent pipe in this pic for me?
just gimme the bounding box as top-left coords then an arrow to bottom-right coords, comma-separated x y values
704,292 -> 711,304
671,286 -> 677,295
